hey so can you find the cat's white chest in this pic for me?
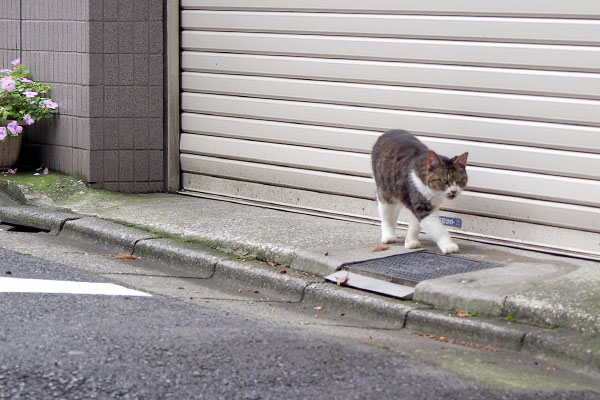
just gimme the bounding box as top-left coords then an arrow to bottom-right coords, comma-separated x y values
410,171 -> 430,196
410,170 -> 442,207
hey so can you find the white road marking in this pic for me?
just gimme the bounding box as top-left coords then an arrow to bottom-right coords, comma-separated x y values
0,277 -> 151,297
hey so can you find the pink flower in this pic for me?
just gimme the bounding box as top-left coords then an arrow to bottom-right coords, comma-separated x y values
43,167 -> 49,175
21,77 -> 33,83
7,121 -> 22,135
0,69 -> 11,74
23,91 -> 38,98
23,114 -> 35,125
0,127 -> 6,141
1,77 -> 15,91
43,100 -> 58,109
11,58 -> 20,67
7,168 -> 17,174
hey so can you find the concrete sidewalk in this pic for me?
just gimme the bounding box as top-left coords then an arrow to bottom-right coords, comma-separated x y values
0,175 -> 598,373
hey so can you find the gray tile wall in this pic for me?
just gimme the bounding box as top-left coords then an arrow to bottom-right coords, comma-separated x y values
0,0 -> 165,193
0,1 -> 21,79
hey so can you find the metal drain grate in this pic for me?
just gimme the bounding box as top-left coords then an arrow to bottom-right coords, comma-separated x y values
345,251 -> 503,287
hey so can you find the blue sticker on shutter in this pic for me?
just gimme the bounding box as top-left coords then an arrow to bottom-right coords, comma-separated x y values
440,216 -> 462,229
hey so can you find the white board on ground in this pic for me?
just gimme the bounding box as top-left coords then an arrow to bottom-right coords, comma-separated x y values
325,270 -> 414,300
0,277 -> 152,297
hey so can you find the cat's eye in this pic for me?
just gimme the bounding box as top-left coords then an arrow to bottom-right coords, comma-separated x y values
456,178 -> 463,183
440,178 -> 448,184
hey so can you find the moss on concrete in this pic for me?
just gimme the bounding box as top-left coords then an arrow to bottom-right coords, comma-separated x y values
0,172 -> 169,209
105,218 -> 296,267
0,172 -> 297,269
0,172 -> 88,204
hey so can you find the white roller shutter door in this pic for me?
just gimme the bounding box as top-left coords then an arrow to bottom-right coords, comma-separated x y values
178,1 -> 600,259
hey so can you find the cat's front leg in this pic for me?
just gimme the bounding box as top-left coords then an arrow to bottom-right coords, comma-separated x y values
419,213 -> 459,254
378,200 -> 401,244
404,212 -> 422,249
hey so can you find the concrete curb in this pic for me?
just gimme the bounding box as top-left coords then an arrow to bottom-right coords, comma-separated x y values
405,309 -> 531,352
0,205 -> 597,373
0,206 -> 81,234
505,295 -> 600,338
213,258 -> 316,303
0,180 -> 28,204
133,238 -> 218,279
61,217 -> 159,254
413,277 -> 506,317
303,282 -> 415,329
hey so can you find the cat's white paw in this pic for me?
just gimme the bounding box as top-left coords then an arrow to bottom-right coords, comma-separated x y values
404,238 -> 421,249
440,241 -> 459,254
381,234 -> 397,244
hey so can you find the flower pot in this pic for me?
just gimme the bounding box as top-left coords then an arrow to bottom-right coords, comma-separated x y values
0,134 -> 23,168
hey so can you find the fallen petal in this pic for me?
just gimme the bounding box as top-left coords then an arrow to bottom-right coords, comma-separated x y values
335,271 -> 350,286
109,253 -> 139,260
370,244 -> 390,252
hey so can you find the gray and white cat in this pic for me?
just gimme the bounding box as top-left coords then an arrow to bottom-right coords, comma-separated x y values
371,129 -> 468,254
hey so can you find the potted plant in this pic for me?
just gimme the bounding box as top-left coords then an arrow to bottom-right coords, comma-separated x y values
0,58 -> 58,168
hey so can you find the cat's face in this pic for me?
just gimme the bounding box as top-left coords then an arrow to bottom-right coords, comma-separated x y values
426,152 -> 469,199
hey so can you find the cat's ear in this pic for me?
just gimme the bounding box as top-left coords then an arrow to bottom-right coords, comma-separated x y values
427,151 -> 442,170
454,152 -> 469,168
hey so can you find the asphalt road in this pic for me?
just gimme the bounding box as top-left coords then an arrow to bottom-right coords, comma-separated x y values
0,218 -> 599,398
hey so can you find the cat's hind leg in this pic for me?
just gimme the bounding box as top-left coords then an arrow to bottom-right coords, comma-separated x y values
404,212 -> 422,249
420,212 -> 459,254
378,200 -> 401,244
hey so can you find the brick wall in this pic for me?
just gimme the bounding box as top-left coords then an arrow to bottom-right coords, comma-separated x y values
0,0 -> 165,193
